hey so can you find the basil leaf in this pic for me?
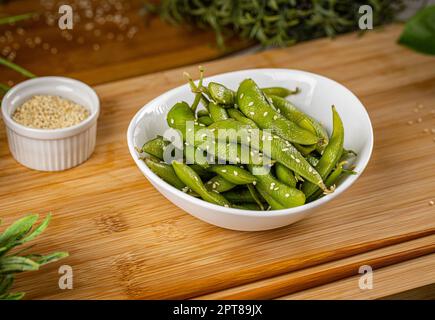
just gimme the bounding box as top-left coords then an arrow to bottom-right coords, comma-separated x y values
398,5 -> 435,55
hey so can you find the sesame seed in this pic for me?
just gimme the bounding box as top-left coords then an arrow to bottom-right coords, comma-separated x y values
417,118 -> 422,123
285,193 -> 289,198
423,128 -> 429,133
296,159 -> 301,163
282,148 -> 289,151
222,169 -> 227,173
248,102 -> 254,107
274,187 -> 279,191
418,104 -> 424,109
170,118 -> 174,124
250,111 -> 255,116
431,129 -> 435,134
263,112 -> 268,117
273,115 -> 278,120
252,181 -> 257,185
408,120 -> 413,125
234,171 -> 238,176
12,95 -> 89,129
430,200 -> 434,206
240,93 -> 244,99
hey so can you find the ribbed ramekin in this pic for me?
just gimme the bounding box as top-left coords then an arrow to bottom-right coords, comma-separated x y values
1,77 -> 100,171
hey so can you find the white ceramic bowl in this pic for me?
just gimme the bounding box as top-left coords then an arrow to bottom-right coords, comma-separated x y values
2,77 -> 100,171
127,69 -> 373,231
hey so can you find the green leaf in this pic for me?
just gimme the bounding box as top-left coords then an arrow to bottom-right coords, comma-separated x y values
0,291 -> 25,300
0,215 -> 39,249
398,5 -> 435,55
0,275 -> 14,295
0,13 -> 34,26
0,57 -> 36,78
29,251 -> 69,266
0,256 -> 39,274
20,213 -> 51,244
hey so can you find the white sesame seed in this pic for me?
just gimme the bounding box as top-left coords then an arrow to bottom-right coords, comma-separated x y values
296,159 -> 301,163
285,193 -> 290,198
274,187 -> 279,191
234,171 -> 238,176
252,181 -> 257,185
417,117 -> 422,123
291,155 -> 295,160
240,93 -> 244,99
273,115 -> 278,120
250,111 -> 255,116
408,120 -> 414,125
282,148 -> 289,152
429,200 -> 434,206
170,118 -> 174,124
248,101 -> 254,107
222,169 -> 227,173
263,111 -> 268,117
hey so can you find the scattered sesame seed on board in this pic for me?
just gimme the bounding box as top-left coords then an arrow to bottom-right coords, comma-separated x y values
407,120 -> 413,125
429,200 -> 434,206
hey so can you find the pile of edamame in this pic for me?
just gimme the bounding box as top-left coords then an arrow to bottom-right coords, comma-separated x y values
139,68 -> 356,210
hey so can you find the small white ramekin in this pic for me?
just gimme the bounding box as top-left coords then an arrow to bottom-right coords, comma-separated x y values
1,77 -> 100,171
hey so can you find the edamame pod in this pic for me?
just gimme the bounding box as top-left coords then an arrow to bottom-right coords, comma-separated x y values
172,161 -> 230,207
261,87 -> 300,97
275,163 -> 297,188
209,102 -> 229,122
302,106 -> 344,197
208,82 -> 235,106
237,79 -> 319,145
209,165 -> 257,185
269,95 -> 329,149
142,136 -> 169,160
249,165 -> 306,208
206,175 -> 236,193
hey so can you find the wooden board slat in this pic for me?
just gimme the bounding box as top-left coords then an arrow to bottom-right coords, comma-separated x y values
1,25 -> 435,299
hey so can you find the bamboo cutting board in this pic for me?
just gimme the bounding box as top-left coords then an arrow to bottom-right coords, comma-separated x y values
1,25 -> 435,300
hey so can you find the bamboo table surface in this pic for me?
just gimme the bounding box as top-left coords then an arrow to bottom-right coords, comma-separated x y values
1,24 -> 435,300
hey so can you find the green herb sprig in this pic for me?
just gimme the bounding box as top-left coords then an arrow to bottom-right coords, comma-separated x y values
0,214 -> 68,300
150,0 -> 405,48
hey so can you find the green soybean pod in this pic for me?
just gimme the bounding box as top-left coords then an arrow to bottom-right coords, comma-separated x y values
144,158 -> 185,190
209,165 -> 257,185
205,175 -> 236,193
255,186 -> 285,210
302,106 -> 344,198
198,115 -> 214,126
227,108 -> 259,129
197,109 -> 210,117
172,161 -> 230,207
209,101 -> 229,122
142,136 -> 169,160
223,188 -> 257,203
237,79 -> 319,145
269,95 -> 329,150
208,82 -> 235,106
249,165 -> 306,208
261,87 -> 300,97
275,163 -> 297,188
232,203 -> 262,210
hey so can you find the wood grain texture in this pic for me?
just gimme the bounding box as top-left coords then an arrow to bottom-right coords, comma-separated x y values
0,0 -> 250,86
279,253 -> 435,300
1,25 -> 435,299
197,235 -> 435,299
